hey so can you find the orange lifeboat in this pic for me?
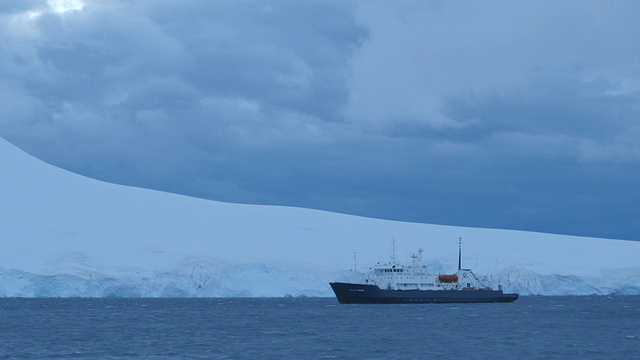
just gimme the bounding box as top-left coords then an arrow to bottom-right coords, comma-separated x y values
438,274 -> 459,283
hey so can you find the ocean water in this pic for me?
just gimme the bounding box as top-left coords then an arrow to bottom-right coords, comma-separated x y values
0,296 -> 638,359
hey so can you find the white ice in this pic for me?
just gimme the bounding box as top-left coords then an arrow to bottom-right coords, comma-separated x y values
1,138 -> 639,297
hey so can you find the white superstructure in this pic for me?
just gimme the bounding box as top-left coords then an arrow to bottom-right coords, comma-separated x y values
363,243 -> 492,291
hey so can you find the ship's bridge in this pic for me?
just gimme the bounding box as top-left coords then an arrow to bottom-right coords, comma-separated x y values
373,263 -> 406,274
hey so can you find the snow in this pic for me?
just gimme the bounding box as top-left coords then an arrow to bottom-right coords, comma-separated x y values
1,137 -> 640,297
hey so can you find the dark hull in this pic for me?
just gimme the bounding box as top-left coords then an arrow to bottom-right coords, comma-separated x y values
330,282 -> 519,304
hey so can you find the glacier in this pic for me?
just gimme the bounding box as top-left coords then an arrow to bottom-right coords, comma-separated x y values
1,137 -> 640,297
0,262 -> 339,298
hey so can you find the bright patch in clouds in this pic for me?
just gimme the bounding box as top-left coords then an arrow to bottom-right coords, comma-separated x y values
26,11 -> 42,20
48,0 -> 84,13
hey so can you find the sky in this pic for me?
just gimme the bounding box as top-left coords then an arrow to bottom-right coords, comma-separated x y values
1,0 -> 639,241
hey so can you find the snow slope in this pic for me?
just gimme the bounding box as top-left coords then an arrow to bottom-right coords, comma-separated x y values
1,137 -> 639,297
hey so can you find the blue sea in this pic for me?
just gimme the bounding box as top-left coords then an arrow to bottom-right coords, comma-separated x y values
0,296 -> 638,359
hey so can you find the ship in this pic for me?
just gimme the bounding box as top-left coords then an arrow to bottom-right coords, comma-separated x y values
330,239 -> 519,304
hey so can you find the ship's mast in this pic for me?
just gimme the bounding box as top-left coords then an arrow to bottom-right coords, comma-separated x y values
353,252 -> 357,272
391,239 -> 397,290
391,239 -> 397,266
458,237 -> 462,270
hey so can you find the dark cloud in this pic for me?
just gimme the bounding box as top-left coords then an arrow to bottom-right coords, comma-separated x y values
442,73 -> 639,146
0,1 -> 44,13
1,0 -> 639,241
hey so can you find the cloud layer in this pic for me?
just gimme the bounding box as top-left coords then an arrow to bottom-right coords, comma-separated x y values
1,0 -> 639,240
